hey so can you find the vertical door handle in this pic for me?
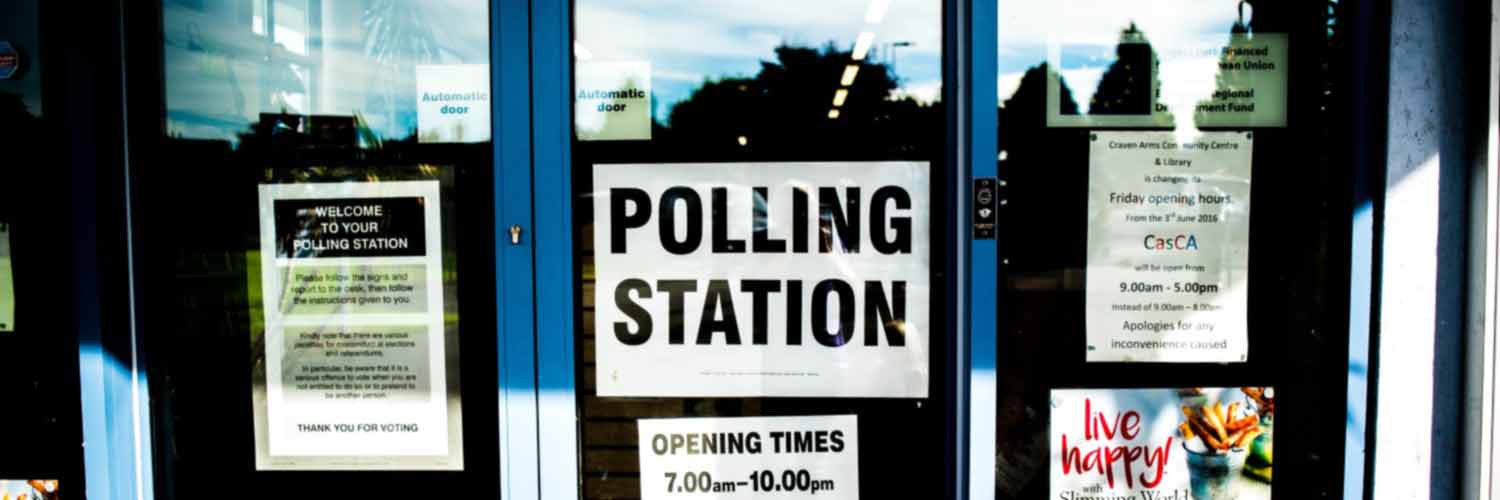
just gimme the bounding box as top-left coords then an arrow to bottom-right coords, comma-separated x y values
509,224 -> 524,245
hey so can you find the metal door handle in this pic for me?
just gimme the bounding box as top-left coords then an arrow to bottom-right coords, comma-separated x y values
510,224 -> 523,245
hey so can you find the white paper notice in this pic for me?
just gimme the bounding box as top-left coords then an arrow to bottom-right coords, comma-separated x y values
1086,132 -> 1251,362
416,64 -> 491,143
593,162 -> 930,398
576,61 -> 652,141
255,180 -> 458,470
638,415 -> 859,500
0,221 -> 13,333
1048,32 -> 1289,128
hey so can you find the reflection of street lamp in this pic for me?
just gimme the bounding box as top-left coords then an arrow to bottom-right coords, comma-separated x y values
889,41 -> 913,80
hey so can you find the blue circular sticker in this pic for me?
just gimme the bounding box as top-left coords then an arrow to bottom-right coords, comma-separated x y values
0,42 -> 19,80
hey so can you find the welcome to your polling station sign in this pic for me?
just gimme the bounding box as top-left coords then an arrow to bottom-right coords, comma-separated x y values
593,162 -> 931,398
254,179 -> 461,471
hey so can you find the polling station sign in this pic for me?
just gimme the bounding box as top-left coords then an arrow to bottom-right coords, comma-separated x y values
592,162 -> 931,398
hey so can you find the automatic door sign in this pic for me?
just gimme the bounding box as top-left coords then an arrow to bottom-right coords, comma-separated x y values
593,162 -> 931,398
416,64 -> 491,143
1086,132 -> 1251,362
576,61 -> 652,141
637,415 -> 859,500
254,180 -> 460,470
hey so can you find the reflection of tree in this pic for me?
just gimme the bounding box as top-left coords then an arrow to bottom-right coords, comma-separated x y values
997,64 -> 1087,275
1089,23 -> 1158,116
362,0 -> 441,139
361,0 -> 440,65
614,44 -> 941,161
994,62 -> 1090,500
0,90 -> 40,215
999,64 -> 1076,154
0,91 -> 39,128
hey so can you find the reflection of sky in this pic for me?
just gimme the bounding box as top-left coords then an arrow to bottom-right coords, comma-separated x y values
575,0 -> 944,123
997,0 -> 1241,103
163,0 -> 489,143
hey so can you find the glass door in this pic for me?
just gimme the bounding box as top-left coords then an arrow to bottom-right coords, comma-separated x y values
134,0 -> 502,496
0,1 -> 75,497
556,0 -> 956,497
990,1 -> 1361,498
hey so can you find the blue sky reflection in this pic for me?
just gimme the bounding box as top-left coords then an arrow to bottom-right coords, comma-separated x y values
575,0 -> 943,123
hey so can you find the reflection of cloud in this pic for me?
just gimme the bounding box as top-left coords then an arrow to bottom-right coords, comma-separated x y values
162,1 -> 490,143
1000,0 -> 1237,47
656,69 -> 708,82
577,0 -> 943,120
997,72 -> 1025,102
892,80 -> 941,104
1058,66 -> 1104,112
998,0 -> 1243,102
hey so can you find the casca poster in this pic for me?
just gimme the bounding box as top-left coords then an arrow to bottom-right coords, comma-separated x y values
1086,131 -> 1251,362
1051,387 -> 1274,500
637,415 -> 859,499
254,180 -> 461,470
592,162 -> 930,398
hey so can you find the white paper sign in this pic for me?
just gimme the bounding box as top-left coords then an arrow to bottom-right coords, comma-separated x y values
1050,388 -> 1273,500
576,61 -> 652,141
1048,33 -> 1288,128
416,64 -> 491,143
0,221 -> 13,332
255,180 -> 459,470
593,162 -> 930,398
638,415 -> 859,499
1086,132 -> 1251,362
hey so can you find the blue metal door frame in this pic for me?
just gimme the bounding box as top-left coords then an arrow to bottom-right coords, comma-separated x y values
966,0 -> 998,497
527,0 -> 584,496
495,0 -> 544,497
522,0 -> 992,497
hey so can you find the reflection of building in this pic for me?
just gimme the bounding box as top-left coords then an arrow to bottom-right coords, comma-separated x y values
162,0 -> 486,144
245,113 -> 358,152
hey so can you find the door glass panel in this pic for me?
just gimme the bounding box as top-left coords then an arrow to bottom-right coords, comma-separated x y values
573,1 -> 947,498
145,0 -> 497,496
0,1 -> 74,495
994,2 -> 1354,498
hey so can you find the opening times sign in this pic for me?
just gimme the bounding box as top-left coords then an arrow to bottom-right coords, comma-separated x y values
637,415 -> 860,499
256,180 -> 459,470
1086,132 -> 1252,362
592,162 -> 931,398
